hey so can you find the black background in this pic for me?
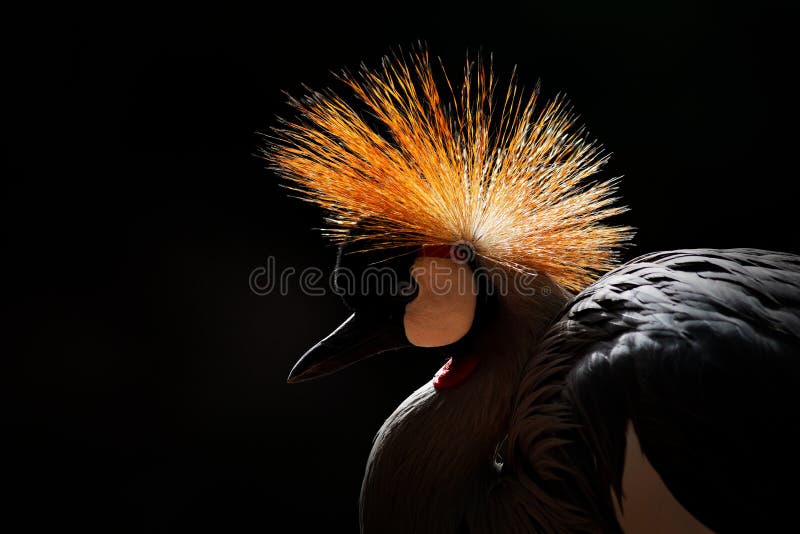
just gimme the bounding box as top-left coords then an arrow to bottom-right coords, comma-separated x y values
5,2 -> 797,532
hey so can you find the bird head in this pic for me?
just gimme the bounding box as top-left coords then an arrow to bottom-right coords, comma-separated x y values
265,48 -> 633,388
285,235 -> 496,388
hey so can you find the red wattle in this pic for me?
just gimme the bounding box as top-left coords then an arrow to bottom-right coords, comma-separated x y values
432,353 -> 481,389
420,244 -> 452,258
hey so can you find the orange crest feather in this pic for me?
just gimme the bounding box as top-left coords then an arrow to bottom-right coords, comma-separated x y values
265,49 -> 633,291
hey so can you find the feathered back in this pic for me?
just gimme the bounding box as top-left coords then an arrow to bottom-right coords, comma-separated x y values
265,49 -> 633,291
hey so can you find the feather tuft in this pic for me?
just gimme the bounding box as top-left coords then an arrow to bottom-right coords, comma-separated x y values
264,48 -> 634,291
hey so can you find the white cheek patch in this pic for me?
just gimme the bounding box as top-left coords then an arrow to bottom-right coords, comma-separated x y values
403,256 -> 477,347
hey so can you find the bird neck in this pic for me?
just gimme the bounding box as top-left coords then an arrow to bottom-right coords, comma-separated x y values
360,279 -> 570,533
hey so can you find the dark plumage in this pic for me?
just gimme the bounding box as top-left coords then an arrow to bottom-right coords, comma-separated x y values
292,246 -> 800,533
274,51 -> 800,532
523,249 -> 800,532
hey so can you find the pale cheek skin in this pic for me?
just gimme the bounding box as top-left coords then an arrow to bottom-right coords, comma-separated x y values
403,257 -> 477,347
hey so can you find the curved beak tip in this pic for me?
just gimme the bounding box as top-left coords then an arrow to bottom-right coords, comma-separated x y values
286,360 -> 315,384
286,369 -> 307,384
283,312 -> 409,384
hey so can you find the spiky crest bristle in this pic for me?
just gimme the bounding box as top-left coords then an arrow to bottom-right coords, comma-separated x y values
265,48 -> 633,291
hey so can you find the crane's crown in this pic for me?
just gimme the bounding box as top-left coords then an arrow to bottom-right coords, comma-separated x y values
265,48 -> 632,291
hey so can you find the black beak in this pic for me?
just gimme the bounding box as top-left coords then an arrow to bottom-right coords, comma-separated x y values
287,312 -> 410,383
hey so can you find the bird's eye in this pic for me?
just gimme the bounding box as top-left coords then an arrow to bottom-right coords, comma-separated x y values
451,242 -> 476,264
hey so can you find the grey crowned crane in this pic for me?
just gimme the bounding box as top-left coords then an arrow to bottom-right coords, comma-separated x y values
265,50 -> 800,533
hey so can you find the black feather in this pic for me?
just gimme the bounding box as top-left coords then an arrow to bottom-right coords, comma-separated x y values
546,249 -> 800,532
